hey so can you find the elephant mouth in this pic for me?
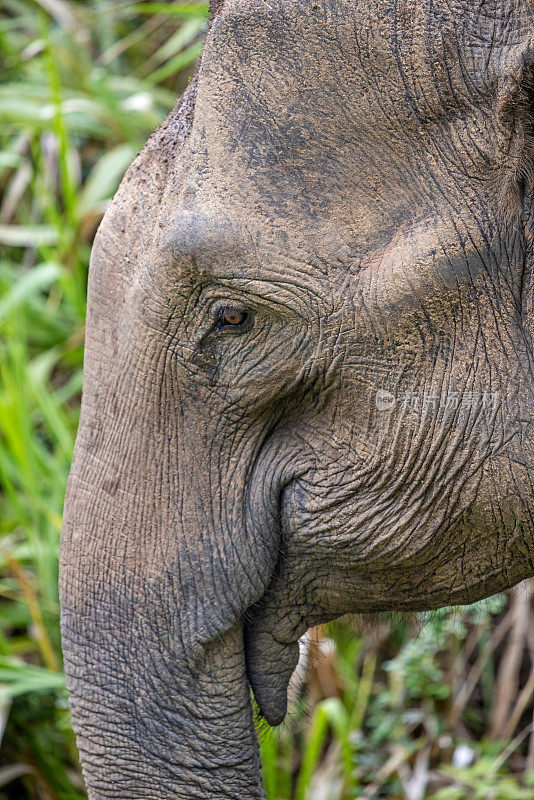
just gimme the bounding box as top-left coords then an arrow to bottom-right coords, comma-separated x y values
242,437 -> 534,727
240,455 -> 305,725
243,611 -> 301,727
242,553 -> 532,726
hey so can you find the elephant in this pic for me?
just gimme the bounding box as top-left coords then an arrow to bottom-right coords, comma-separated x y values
59,0 -> 534,797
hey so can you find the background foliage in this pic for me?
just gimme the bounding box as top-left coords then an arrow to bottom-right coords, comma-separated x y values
1,2 -> 534,798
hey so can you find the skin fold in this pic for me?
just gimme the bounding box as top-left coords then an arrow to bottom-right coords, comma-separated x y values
59,0 -> 534,797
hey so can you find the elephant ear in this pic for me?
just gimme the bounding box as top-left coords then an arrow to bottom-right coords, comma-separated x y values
496,42 -> 534,219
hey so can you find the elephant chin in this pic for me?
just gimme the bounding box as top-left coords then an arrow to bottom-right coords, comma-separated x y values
244,613 -> 301,727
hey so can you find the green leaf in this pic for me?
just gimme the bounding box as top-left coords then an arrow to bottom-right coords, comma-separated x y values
124,2 -> 209,18
0,262 -> 61,320
144,42 -> 204,86
0,662 -> 66,699
79,143 -> 136,214
0,225 -> 60,248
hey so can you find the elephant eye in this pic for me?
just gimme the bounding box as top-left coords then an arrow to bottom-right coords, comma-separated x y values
216,306 -> 252,334
222,309 -> 247,326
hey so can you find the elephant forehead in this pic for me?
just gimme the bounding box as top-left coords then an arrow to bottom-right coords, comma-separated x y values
188,0 -> 530,225
206,0 -> 499,115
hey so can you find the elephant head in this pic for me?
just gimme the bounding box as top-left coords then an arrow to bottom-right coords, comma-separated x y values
60,0 -> 534,797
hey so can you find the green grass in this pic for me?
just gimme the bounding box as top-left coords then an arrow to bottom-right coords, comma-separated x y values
0,2 -> 206,795
1,2 -> 534,798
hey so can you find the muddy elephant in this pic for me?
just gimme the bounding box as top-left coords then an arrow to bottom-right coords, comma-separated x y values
59,0 -> 534,797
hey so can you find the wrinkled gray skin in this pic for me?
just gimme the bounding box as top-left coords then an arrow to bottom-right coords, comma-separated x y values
60,1 -> 534,797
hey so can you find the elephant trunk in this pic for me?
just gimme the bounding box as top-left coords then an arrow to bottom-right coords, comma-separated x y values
61,588 -> 261,798
60,464 -> 265,797
59,283 -> 272,797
